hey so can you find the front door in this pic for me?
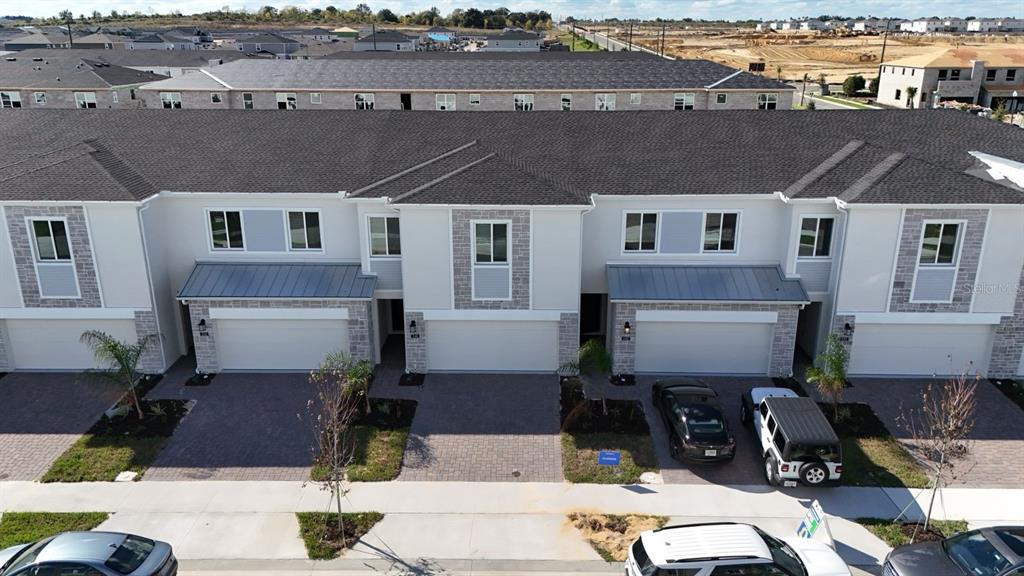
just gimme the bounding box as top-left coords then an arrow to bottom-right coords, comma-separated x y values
400,93 -> 412,110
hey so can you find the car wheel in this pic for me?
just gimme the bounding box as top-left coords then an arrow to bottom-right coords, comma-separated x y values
764,455 -> 779,486
740,404 -> 751,427
800,462 -> 829,486
670,437 -> 682,461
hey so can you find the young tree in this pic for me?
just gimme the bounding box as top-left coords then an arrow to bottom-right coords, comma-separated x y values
992,102 -> 1008,121
868,76 -> 880,95
308,352 -> 363,537
906,86 -> 918,109
842,74 -> 866,97
80,331 -> 159,420
559,338 -> 612,382
804,333 -> 848,421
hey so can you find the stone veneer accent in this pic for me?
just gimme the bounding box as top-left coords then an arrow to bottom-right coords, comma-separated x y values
558,313 -> 580,369
403,311 -> 427,373
187,299 -> 372,373
4,205 -> 102,308
451,209 -> 530,310
889,208 -> 988,313
611,302 -> 801,377
988,263 -> 1024,378
0,321 -> 10,371
133,310 -> 164,374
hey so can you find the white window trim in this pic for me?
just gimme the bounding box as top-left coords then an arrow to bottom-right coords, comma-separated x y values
757,92 -> 779,109
560,93 -> 572,111
354,93 -> 375,110
595,93 -> 616,111
159,92 -> 182,108
621,211 -> 659,254
470,219 -> 512,302
367,214 -> 401,259
700,211 -> 742,254
716,93 -> 728,104
673,92 -> 695,110
286,210 -> 324,252
205,208 -> 247,252
513,93 -> 534,111
242,92 -> 254,108
210,92 -> 223,104
34,92 -> 46,104
0,91 -> 22,108
25,216 -> 82,300
629,92 -> 642,105
310,92 -> 322,105
469,93 -> 481,106
276,92 -> 297,109
111,91 -> 119,103
795,215 -> 835,260
74,92 -> 97,108
435,93 -> 456,111
909,219 -> 965,304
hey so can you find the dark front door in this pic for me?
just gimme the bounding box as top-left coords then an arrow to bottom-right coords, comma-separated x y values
180,303 -> 195,353
390,299 -> 405,333
400,93 -> 412,110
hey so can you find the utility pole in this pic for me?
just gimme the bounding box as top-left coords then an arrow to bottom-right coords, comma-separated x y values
660,22 -> 666,56
371,22 -> 377,51
877,18 -> 891,83
627,22 -> 633,51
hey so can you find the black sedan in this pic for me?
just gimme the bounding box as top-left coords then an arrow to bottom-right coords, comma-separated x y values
884,526 -> 1024,576
652,378 -> 735,463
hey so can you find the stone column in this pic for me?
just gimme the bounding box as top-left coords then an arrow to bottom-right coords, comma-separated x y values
558,312 -> 580,370
988,265 -> 1024,378
769,305 -> 800,377
403,311 -> 426,373
188,301 -> 219,373
133,310 -> 164,374
611,303 -> 636,375
0,321 -> 10,371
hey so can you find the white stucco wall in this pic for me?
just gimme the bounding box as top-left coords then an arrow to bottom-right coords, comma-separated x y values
531,209 -> 582,310
972,207 -> 1024,314
835,206 -> 901,312
0,211 -> 21,307
398,207 -> 452,309
86,204 -> 152,309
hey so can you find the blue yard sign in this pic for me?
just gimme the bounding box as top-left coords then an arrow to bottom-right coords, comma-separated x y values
597,450 -> 621,466
796,500 -> 826,539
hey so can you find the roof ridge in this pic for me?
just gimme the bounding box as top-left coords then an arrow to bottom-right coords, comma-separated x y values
0,143 -> 93,184
838,152 -> 907,203
392,152 -> 496,202
782,140 -> 865,198
84,139 -> 159,200
349,140 -> 479,197
487,146 -> 589,204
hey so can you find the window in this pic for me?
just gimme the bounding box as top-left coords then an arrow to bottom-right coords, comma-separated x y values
288,211 -> 322,250
474,222 -> 508,264
630,92 -> 642,105
710,562 -> 789,576
945,531 -> 1011,576
919,222 -> 960,266
950,69 -> 961,81
703,212 -> 738,252
242,92 -> 253,109
798,217 -> 833,258
0,91 -> 21,108
559,94 -> 572,111
895,89 -> 902,101
159,92 -> 182,109
369,216 -> 401,256
596,93 -> 616,111
901,67 -> 905,75
211,92 -> 222,103
74,92 -> 97,108
469,93 -> 481,106
31,220 -> 72,261
623,212 -> 657,252
111,91 -> 119,103
354,93 -> 374,110
938,69 -> 948,80
310,92 -> 322,104
34,92 -> 46,104
673,92 -> 695,110
757,93 -> 778,110
276,93 -> 297,109
986,69 -> 997,81
1008,69 -> 1018,82
105,535 -> 156,575
716,93 -> 727,104
209,210 -> 243,250
435,93 -> 456,111
513,93 -> 534,111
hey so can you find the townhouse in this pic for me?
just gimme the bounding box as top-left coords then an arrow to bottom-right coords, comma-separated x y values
876,47 -> 1024,111
236,32 -> 303,58
12,49 -> 247,78
134,53 -> 794,111
353,30 -> 418,52
0,56 -> 167,109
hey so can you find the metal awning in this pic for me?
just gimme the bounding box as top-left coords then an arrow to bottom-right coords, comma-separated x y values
607,264 -> 809,303
178,262 -> 377,300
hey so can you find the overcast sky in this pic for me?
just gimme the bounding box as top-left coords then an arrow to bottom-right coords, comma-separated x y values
7,0 -> 1022,21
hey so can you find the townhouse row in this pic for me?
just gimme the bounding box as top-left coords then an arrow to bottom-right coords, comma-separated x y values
0,109 -> 1022,380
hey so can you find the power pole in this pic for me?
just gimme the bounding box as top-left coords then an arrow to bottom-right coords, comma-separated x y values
660,22 -> 666,56
371,22 -> 377,51
627,22 -> 633,51
877,18 -> 891,81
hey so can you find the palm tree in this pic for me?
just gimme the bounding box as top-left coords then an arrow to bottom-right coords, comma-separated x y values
906,86 -> 918,109
80,331 -> 159,420
800,73 -> 810,106
805,333 -> 848,421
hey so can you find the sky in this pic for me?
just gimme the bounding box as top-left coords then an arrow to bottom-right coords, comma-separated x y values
5,0 -> 1023,21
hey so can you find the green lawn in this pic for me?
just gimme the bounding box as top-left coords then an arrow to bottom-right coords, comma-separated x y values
841,437 -> 929,488
0,512 -> 109,548
311,425 -> 408,483
296,512 -> 383,560
557,32 -> 602,52
815,95 -> 876,109
42,434 -> 168,483
857,518 -> 968,548
561,432 -> 657,484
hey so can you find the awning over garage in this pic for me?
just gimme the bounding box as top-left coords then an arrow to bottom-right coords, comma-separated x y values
178,262 -> 377,300
607,264 -> 809,303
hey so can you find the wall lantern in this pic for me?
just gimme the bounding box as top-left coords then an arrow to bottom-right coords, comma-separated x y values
843,322 -> 853,333
198,318 -> 207,329
409,319 -> 420,339
623,321 -> 631,335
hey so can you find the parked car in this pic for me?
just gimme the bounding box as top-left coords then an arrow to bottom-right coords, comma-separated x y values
746,390 -> 842,487
627,521 -> 851,576
0,532 -> 177,576
652,378 -> 735,463
884,526 -> 1024,576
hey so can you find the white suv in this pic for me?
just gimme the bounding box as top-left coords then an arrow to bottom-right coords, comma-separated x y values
627,522 -> 850,576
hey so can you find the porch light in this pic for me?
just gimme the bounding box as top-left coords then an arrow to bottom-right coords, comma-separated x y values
843,322 -> 853,333
409,320 -> 417,331
198,318 -> 207,329
623,321 -> 631,335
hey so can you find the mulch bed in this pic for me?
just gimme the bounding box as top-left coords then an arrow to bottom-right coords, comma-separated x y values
132,374 -> 164,398
991,379 -> 1024,412
90,400 -> 190,437
357,398 -> 417,429
821,402 -> 889,438
560,379 -> 648,434
296,511 -> 383,560
772,377 -> 808,397
899,523 -> 947,543
398,372 -> 425,387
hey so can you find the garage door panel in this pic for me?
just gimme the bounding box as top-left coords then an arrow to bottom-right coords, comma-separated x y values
850,324 -> 992,376
7,319 -> 137,370
217,319 -> 348,371
426,320 -> 557,372
636,321 -> 772,375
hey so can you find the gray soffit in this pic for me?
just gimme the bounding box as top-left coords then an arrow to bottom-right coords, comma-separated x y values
607,264 -> 810,303
178,262 -> 377,299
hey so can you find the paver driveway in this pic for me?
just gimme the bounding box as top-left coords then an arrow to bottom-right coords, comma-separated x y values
387,373 -> 563,482
145,368 -> 315,481
0,372 -> 122,481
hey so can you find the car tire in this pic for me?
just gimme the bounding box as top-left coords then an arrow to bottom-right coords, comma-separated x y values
764,455 -> 779,486
670,436 -> 682,461
740,404 -> 751,427
800,462 -> 829,486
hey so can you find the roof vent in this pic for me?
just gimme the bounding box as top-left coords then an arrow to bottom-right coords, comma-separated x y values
32,57 -> 43,61
4,57 -> 15,61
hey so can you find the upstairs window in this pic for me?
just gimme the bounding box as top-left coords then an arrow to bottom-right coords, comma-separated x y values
1008,69 -> 1018,82
159,92 -> 182,109
0,91 -> 21,108
716,93 -> 727,104
986,69 -> 997,82
630,92 -> 642,105
309,92 -> 322,105
209,210 -> 243,250
469,93 -> 481,106
624,213 -> 657,252
475,222 -> 508,264
355,93 -> 374,110
798,217 -> 834,258
211,92 -> 222,103
31,220 -> 72,261
919,222 -> 960,266
369,216 -> 401,256
34,92 -> 46,104
513,93 -> 534,111
757,93 -> 778,110
276,92 -> 297,110
950,69 -> 961,81
703,212 -> 738,252
288,211 -> 322,250
436,93 -> 456,111
596,93 -> 616,111
75,92 -> 97,109
242,92 -> 254,109
560,93 -> 572,111
938,69 -> 948,80
674,92 -> 695,110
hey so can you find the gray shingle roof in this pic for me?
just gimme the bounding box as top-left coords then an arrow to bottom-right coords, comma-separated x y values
0,109 -> 1022,205
241,32 -> 301,45
13,48 -> 249,68
321,50 -> 661,61
0,55 -> 167,89
138,57 -> 793,91
178,262 -> 376,299
355,30 -> 414,43
607,264 -> 810,303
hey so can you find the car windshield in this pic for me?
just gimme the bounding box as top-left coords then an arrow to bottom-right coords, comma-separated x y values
759,531 -> 806,576
680,405 -> 725,435
104,535 -> 156,574
787,444 -> 841,463
632,539 -> 658,576
944,532 -> 1011,576
3,537 -> 55,573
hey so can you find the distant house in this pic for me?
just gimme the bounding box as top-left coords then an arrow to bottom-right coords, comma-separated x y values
2,31 -> 69,51
14,48 -> 246,77
168,27 -> 213,45
331,27 -> 361,39
353,30 -> 417,52
877,46 -> 1024,111
72,32 -> 132,49
131,33 -> 195,51
0,54 -> 167,108
237,32 -> 303,58
483,30 -> 541,52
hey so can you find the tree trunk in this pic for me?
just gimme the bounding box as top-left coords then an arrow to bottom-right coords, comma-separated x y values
924,451 -> 945,533
130,381 -> 144,420
334,478 -> 345,534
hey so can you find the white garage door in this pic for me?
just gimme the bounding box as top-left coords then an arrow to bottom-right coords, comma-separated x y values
636,321 -> 773,375
426,320 -> 558,372
216,319 -> 349,371
6,319 -> 137,370
850,324 -> 993,376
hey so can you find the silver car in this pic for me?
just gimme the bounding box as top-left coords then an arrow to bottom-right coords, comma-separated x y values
0,531 -> 176,576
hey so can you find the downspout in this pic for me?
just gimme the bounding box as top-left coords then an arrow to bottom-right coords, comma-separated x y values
829,197 -> 851,346
137,200 -> 169,372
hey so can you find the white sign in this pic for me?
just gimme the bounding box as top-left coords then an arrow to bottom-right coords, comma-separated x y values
796,500 -> 826,539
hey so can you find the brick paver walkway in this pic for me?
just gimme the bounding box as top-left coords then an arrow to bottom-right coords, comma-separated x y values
383,373 -> 563,482
0,372 -> 122,481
